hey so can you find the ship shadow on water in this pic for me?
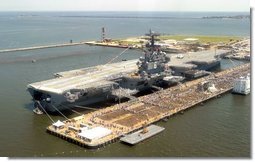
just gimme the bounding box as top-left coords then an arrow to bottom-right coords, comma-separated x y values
23,102 -> 35,111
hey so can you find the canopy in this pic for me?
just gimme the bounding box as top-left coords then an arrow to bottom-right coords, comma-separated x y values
184,38 -> 198,41
78,126 -> 112,140
52,120 -> 65,128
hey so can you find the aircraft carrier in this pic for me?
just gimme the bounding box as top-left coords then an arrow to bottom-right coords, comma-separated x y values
27,31 -> 228,113
28,31 -> 173,113
28,60 -> 139,112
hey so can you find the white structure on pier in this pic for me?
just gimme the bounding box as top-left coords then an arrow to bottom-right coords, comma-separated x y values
233,73 -> 250,95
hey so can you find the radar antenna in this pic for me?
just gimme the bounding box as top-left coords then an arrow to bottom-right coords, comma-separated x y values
145,29 -> 160,51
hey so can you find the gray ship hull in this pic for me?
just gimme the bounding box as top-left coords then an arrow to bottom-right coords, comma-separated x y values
28,89 -> 112,112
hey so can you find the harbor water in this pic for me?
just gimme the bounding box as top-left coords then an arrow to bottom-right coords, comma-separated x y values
0,12 -> 250,157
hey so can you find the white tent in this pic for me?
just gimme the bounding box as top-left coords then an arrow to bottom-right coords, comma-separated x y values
52,120 -> 65,128
78,126 -> 112,141
184,38 -> 198,41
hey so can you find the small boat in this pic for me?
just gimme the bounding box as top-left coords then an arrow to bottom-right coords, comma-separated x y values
33,107 -> 44,115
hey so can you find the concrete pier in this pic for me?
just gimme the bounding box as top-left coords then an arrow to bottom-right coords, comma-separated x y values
46,63 -> 250,148
0,42 -> 87,53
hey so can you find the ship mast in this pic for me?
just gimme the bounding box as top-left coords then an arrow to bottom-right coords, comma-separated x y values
145,29 -> 160,53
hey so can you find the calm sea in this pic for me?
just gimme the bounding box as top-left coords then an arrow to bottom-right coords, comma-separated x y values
0,11 -> 250,157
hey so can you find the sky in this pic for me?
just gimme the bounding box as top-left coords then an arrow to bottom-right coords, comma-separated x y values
0,0 -> 250,12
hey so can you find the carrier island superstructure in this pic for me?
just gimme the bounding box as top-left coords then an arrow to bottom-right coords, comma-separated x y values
27,31 -> 227,113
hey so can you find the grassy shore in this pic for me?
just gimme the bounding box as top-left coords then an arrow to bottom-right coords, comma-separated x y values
158,35 -> 242,43
112,35 -> 242,45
